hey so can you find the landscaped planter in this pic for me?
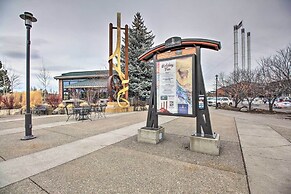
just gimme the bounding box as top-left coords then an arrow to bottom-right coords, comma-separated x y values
9,109 -> 22,115
0,109 -> 22,116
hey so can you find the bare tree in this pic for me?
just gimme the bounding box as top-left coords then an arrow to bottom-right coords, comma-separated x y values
273,44 -> 291,93
220,70 -> 245,108
37,65 -> 51,102
216,44 -> 290,112
7,68 -> 21,92
257,44 -> 291,111
218,68 -> 262,110
241,68 -> 263,111
258,58 -> 284,112
218,72 -> 227,86
37,65 -> 51,92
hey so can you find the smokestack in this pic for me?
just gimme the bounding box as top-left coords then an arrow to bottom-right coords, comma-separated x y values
234,25 -> 239,72
247,32 -> 251,72
234,21 -> 242,73
241,28 -> 246,70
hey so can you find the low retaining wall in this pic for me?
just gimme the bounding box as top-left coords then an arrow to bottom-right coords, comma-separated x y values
0,109 -> 22,116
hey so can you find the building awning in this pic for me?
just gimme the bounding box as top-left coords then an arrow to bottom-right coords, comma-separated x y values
64,78 -> 107,89
54,70 -> 108,80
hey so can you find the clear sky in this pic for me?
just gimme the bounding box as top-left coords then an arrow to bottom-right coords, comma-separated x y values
0,0 -> 291,92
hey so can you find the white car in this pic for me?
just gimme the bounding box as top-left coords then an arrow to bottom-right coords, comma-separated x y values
207,97 -> 215,106
273,101 -> 291,109
207,97 -> 232,106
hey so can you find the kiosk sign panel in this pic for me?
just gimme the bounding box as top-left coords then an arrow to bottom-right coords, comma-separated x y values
157,56 -> 193,116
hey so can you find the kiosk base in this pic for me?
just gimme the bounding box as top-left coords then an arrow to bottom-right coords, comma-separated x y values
138,126 -> 165,144
190,133 -> 220,156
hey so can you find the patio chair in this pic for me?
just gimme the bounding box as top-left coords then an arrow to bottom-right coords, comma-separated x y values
97,104 -> 106,118
65,106 -> 75,122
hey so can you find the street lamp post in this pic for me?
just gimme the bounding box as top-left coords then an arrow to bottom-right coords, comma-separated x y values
20,12 -> 37,140
215,74 -> 218,109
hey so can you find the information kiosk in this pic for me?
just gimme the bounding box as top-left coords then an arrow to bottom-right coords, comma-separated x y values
138,37 -> 221,155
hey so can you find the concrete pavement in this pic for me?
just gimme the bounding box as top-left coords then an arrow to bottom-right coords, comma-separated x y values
0,115 -> 176,188
217,109 -> 291,194
0,109 -> 290,193
236,117 -> 291,194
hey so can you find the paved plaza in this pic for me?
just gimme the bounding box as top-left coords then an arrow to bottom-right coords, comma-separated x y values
0,109 -> 290,193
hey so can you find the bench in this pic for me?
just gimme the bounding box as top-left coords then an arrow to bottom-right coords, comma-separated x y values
33,105 -> 48,115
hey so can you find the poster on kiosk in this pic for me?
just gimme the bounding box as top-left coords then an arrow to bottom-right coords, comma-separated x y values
156,56 -> 194,116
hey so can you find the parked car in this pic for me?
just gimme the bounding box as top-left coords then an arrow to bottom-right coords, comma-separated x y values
207,97 -> 214,106
252,97 -> 264,105
273,101 -> 291,109
207,97 -> 232,106
240,97 -> 264,106
207,97 -> 216,106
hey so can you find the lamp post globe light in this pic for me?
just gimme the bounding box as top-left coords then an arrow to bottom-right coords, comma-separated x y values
20,12 -> 37,140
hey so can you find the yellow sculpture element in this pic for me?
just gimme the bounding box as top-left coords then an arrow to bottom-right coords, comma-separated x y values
108,13 -> 129,108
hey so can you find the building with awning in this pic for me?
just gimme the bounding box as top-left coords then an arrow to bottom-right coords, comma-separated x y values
54,70 -> 109,102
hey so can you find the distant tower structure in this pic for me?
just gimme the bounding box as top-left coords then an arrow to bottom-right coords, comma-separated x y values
234,21 -> 242,72
247,32 -> 251,72
234,25 -> 239,72
241,28 -> 246,70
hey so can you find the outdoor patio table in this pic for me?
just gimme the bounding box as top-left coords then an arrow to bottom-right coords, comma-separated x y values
74,107 -> 91,121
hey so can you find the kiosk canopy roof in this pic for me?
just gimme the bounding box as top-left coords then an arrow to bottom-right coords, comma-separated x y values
139,38 -> 221,62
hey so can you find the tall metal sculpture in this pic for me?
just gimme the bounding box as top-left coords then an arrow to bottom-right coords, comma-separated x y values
108,13 -> 129,107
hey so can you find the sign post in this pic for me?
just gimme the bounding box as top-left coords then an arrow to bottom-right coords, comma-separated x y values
138,37 -> 221,155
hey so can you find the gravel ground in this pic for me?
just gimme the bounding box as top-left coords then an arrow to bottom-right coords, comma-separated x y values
19,145 -> 248,194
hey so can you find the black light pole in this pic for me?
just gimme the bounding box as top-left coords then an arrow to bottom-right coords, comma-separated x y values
215,74 -> 218,109
20,12 -> 37,140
